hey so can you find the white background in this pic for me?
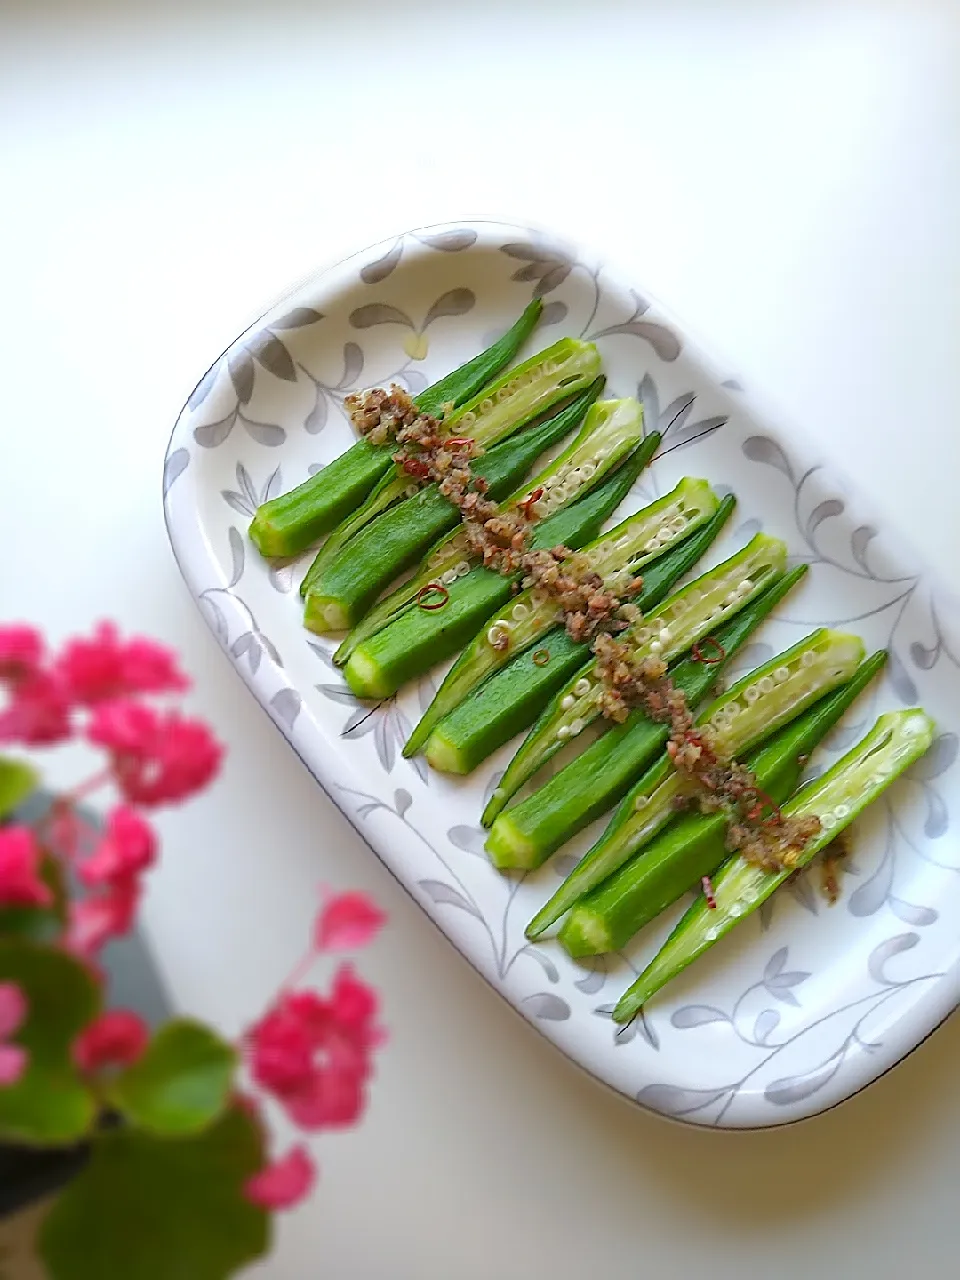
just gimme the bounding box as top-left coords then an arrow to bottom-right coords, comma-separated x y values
2,1 -> 960,1276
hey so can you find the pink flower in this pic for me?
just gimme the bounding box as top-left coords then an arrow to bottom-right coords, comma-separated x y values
0,828 -> 53,909
0,671 -> 72,745
73,1010 -> 149,1072
247,965 -> 383,1132
248,993 -> 319,1097
283,1050 -> 366,1129
57,623 -> 189,705
79,806 -> 157,888
314,890 -> 386,953
0,626 -> 44,681
0,1044 -> 27,1087
0,983 -> 27,1040
327,964 -> 384,1048
0,982 -> 29,1087
66,877 -> 140,956
87,699 -> 223,807
244,1145 -> 316,1211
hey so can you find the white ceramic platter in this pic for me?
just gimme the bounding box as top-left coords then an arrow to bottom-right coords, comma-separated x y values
164,221 -> 960,1128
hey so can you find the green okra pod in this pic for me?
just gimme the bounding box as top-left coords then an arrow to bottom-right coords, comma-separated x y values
420,494 -> 737,775
341,400 -> 653,699
490,597 -> 862,876
557,645 -> 882,959
406,478 -> 722,760
299,335 -> 602,591
613,705 -> 934,1020
334,397 -> 649,667
302,380 -> 604,632
501,566 -> 806,913
250,299 -> 543,558
483,532 -> 790,827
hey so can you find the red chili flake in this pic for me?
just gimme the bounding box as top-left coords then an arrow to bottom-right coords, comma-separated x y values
745,787 -> 783,826
701,875 -> 717,909
445,437 -> 475,450
691,636 -> 726,665
685,728 -> 716,763
532,649 -> 551,666
401,456 -> 431,479
416,583 -> 449,612
519,486 -> 544,521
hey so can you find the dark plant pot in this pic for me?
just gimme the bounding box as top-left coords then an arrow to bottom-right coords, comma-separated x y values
0,795 -> 171,1220
0,1140 -> 90,1220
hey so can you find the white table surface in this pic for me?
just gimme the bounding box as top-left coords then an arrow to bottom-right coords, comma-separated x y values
3,2 -> 960,1276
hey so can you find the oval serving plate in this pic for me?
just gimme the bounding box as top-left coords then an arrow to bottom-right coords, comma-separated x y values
164,220 -> 960,1128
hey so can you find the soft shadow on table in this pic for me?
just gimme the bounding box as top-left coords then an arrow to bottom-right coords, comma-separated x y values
568,1005 -> 960,1230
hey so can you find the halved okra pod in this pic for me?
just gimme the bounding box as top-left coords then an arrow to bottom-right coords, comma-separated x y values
488,564 -> 802,893
613,705 -> 935,1020
418,493 -> 737,774
303,379 -> 604,632
249,299 -> 544,558
341,400 -> 653,699
482,532 -> 790,829
299,336 -> 603,594
405,477 -> 722,760
549,640 -> 877,952
335,397 -> 650,669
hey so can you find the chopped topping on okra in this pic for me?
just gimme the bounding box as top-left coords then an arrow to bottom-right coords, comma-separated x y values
590,629 -> 822,872
343,383 -> 651,648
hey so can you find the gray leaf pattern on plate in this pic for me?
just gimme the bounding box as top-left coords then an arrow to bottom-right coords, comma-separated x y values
269,688 -> 302,729
416,228 -> 478,253
271,307 -> 324,330
447,825 -> 488,856
522,993 -> 570,1021
868,932 -> 920,985
671,1005 -> 730,1029
187,362 -> 220,410
593,1001 -> 659,1049
163,447 -> 190,496
227,527 -> 245,588
422,289 -> 475,328
298,343 -> 365,436
419,879 -> 483,921
764,1051 -> 847,1107
361,239 -> 404,284
636,1083 -> 729,1117
350,303 -> 415,330
359,228 -> 476,284
573,956 -> 606,995
221,462 -> 281,519
519,946 -> 559,984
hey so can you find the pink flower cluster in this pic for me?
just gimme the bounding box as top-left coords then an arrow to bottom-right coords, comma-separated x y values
243,891 -> 386,1210
0,983 -> 29,1086
0,621 -> 387,1225
0,623 -> 223,955
0,623 -> 220,807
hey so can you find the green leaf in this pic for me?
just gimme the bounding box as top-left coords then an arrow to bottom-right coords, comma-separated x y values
111,1019 -> 238,1137
0,757 -> 38,821
0,855 -> 68,942
37,1104 -> 271,1280
0,941 -> 100,1146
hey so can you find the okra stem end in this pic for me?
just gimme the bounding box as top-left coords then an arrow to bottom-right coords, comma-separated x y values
557,910 -> 610,959
485,818 -> 540,870
303,593 -> 352,635
343,650 -> 392,701
421,730 -> 470,775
